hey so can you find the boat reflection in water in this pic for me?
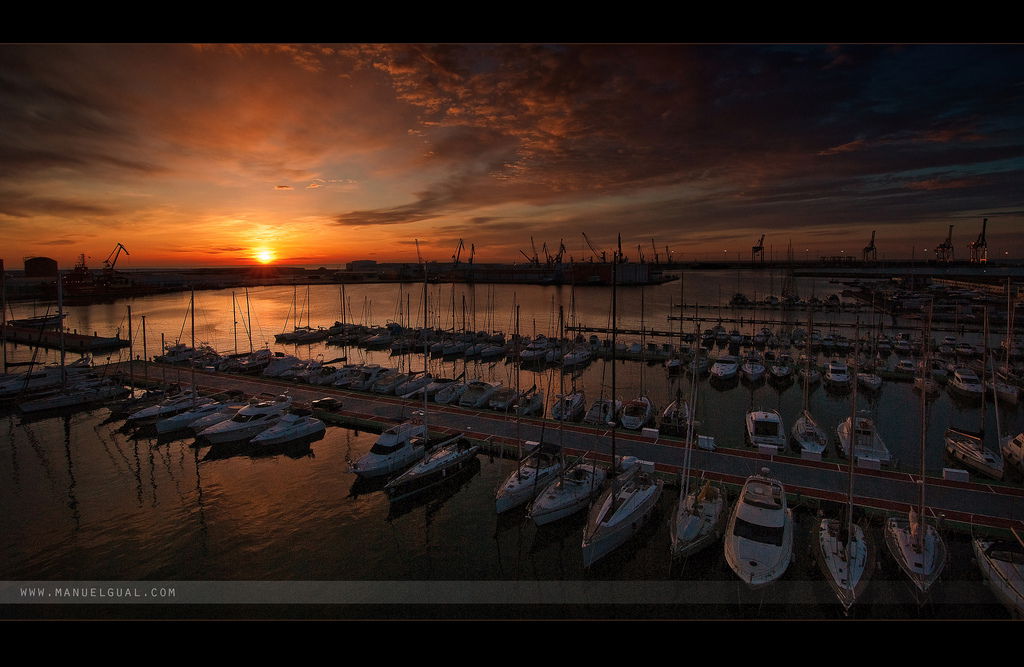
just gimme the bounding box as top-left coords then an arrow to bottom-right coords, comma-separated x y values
201,429 -> 323,461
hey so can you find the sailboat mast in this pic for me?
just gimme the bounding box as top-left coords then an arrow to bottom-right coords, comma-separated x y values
1,258 -> 6,374
128,304 -> 133,395
245,288 -> 253,353
141,315 -> 148,384
232,291 -> 238,356
609,254 -> 618,480
421,251 -> 429,438
847,320 -> 859,542
58,271 -> 66,387
918,301 -> 933,545
190,288 -> 196,403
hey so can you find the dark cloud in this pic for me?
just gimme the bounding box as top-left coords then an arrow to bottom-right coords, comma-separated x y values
37,239 -> 77,245
0,191 -> 123,218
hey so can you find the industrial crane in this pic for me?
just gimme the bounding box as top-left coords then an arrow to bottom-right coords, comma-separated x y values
451,238 -> 465,266
103,242 -> 129,271
519,237 -> 541,265
936,225 -> 955,262
969,218 -> 988,263
752,234 -> 765,264
581,232 -> 606,263
862,231 -> 877,262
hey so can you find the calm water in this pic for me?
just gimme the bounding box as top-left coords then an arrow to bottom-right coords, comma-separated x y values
2,272 -> 1020,619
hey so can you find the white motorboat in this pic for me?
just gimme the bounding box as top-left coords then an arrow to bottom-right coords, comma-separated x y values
18,380 -> 128,413
709,355 -> 739,380
250,413 -> 326,446
857,372 -> 882,392
825,360 -> 851,387
458,380 -> 501,408
1004,432 -> 1024,476
127,391 -> 213,424
949,367 -> 984,399
791,410 -> 828,455
396,373 -> 433,398
188,404 -> 246,433
494,441 -> 563,514
421,377 -> 455,399
197,395 -> 292,443
724,469 -> 794,589
350,365 -> 386,391
383,434 -> 479,502
331,364 -> 368,389
488,385 -> 524,412
528,458 -> 608,526
620,395 -> 654,430
581,459 -> 663,567
350,421 -> 427,477
972,535 -> 1024,619
262,354 -> 302,377
0,366 -> 73,399
746,409 -> 785,449
741,356 -> 765,382
305,366 -> 341,386
552,391 -> 586,421
837,413 -> 892,465
372,370 -> 409,394
944,427 -> 1004,480
434,379 -> 470,404
584,398 -> 622,425
154,400 -> 232,434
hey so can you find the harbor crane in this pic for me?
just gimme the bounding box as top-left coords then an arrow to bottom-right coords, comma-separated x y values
969,218 -> 988,263
103,242 -> 129,271
451,238 -> 465,266
650,238 -> 659,264
936,225 -> 955,262
752,234 -> 765,264
863,231 -> 877,262
581,232 -> 606,262
519,237 -> 541,265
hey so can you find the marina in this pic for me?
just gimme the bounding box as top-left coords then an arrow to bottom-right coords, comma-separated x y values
2,271 -> 1023,619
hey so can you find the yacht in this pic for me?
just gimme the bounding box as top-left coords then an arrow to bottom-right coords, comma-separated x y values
154,400 -> 232,434
18,379 -> 128,413
791,410 -> 828,455
709,355 -> 739,380
584,398 -> 622,426
127,391 -> 213,424
857,372 -> 882,392
581,459 -> 663,567
620,396 -> 654,430
944,427 -> 1004,480
746,409 -> 786,449
836,413 -> 892,465
434,379 -> 470,405
949,368 -> 984,399
458,380 -> 501,408
972,535 -> 1024,619
350,421 -> 427,477
741,355 -> 766,382
383,433 -> 478,502
724,469 -> 794,589
824,360 -> 851,388
197,395 -> 292,443
494,442 -> 563,514
528,458 -> 608,526
552,391 -> 586,421
250,413 -> 326,446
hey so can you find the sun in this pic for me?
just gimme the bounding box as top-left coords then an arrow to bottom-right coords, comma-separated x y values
254,248 -> 276,264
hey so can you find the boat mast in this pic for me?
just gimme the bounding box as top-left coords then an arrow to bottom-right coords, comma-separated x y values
1,258 -> 6,375
980,307 -> 989,439
141,315 -> 148,384
917,301 -> 933,548
609,253 -> 618,482
128,304 -> 133,396
846,319 -> 859,550
190,287 -> 196,405
58,272 -> 66,388
245,287 -> 253,354
232,291 -> 237,356
421,247 -> 429,440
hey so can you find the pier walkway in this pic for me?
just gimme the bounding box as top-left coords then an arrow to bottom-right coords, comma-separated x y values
110,361 -> 1024,534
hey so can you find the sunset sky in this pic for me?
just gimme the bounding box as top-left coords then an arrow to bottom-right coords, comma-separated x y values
1,43 -> 1022,269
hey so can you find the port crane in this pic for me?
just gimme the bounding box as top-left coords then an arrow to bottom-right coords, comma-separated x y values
103,242 -> 129,271
519,237 -> 541,265
969,218 -> 988,263
581,232 -> 607,263
862,231 -> 877,262
451,238 -> 465,266
752,234 -> 765,264
936,225 -> 955,262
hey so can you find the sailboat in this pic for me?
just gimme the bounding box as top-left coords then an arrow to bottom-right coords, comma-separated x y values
813,353 -> 874,612
884,301 -> 947,600
384,252 -> 476,503
791,309 -> 827,455
972,527 -> 1024,619
621,285 -> 655,430
670,322 -> 727,559
581,250 -> 663,568
944,308 -> 1004,480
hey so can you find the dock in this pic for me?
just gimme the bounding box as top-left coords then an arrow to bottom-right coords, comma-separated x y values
107,360 -> 1024,536
3,325 -> 130,352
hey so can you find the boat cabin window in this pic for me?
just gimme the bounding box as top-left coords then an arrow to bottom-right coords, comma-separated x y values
231,414 -> 255,423
370,442 -> 404,454
732,517 -> 785,546
754,421 -> 779,437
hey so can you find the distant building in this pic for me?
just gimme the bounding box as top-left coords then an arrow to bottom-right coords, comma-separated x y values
347,260 -> 378,271
24,256 -> 58,277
